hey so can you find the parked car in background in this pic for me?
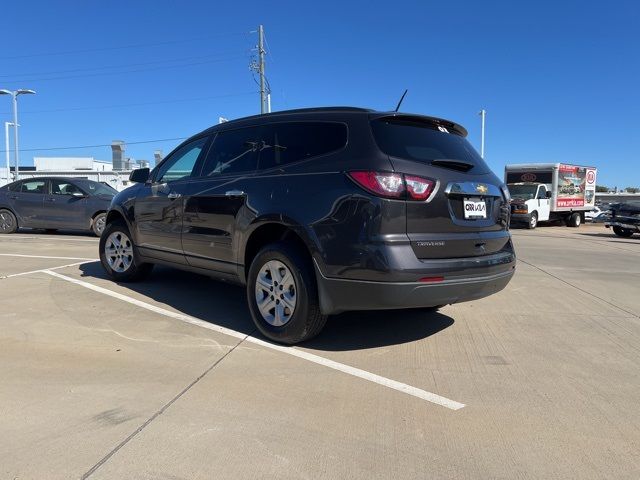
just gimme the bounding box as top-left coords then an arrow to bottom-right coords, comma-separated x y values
100,107 -> 516,344
585,206 -> 603,222
0,177 -> 115,236
605,202 -> 640,237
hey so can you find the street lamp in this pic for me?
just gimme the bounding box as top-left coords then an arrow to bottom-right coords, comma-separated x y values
4,122 -> 18,183
0,89 -> 36,179
478,109 -> 486,159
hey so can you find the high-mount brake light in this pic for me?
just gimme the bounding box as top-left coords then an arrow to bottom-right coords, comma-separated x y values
348,171 -> 435,201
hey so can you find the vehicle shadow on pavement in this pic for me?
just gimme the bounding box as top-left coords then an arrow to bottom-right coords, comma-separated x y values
576,232 -> 639,244
79,263 -> 454,351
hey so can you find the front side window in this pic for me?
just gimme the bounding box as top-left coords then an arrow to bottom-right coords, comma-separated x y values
200,127 -> 260,176
537,186 -> 547,199
258,122 -> 348,171
155,137 -> 208,183
20,180 -> 46,194
51,179 -> 83,195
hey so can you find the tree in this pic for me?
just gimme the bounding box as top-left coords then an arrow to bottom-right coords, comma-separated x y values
595,185 -> 609,192
626,187 -> 640,194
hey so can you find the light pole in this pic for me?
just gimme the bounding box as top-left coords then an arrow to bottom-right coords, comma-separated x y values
0,89 -> 36,180
478,109 -> 486,159
4,122 -> 16,183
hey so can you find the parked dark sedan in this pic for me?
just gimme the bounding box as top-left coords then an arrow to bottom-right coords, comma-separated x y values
0,177 -> 115,236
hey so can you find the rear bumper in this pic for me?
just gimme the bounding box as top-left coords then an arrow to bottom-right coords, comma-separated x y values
314,253 -> 516,315
510,213 -> 531,223
605,221 -> 640,232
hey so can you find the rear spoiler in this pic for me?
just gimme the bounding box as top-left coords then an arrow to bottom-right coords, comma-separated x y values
370,113 -> 468,137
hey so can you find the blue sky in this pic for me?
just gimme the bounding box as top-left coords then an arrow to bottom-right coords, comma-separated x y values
1,0 -> 638,188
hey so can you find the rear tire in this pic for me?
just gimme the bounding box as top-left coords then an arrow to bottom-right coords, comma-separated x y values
99,221 -> 153,282
92,212 -> 107,237
568,212 -> 581,228
247,242 -> 327,345
0,209 -> 17,234
613,226 -> 634,238
527,212 -> 538,229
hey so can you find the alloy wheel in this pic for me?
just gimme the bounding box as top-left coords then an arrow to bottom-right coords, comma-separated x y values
254,260 -> 297,327
0,211 -> 14,233
104,231 -> 134,273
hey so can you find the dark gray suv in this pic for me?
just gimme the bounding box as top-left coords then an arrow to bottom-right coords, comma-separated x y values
100,107 -> 515,344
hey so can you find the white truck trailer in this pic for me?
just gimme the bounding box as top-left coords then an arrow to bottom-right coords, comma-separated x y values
505,163 -> 597,229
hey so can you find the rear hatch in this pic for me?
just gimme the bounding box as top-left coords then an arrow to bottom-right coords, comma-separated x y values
370,114 -> 511,259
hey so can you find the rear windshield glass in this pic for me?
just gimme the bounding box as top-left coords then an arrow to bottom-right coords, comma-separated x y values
370,118 -> 490,173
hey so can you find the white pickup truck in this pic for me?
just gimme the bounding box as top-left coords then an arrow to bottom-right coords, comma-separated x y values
505,163 -> 597,229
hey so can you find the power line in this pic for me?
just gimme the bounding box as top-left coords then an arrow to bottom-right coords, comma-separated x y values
1,55 -> 245,84
0,32 -> 248,60
1,92 -> 254,116
0,51 -> 244,79
0,137 -> 188,154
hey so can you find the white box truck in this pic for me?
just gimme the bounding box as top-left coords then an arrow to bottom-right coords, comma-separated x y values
505,163 -> 597,229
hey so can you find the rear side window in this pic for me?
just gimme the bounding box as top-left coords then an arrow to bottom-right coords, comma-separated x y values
200,127 -> 260,176
20,180 -> 46,194
371,118 -> 490,173
258,122 -> 347,171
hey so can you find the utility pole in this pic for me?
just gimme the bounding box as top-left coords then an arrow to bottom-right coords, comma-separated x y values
258,25 -> 266,114
479,109 -> 486,159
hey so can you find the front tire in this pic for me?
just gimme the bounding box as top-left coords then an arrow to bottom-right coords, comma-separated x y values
99,221 -> 153,282
0,209 -> 17,234
247,242 -> 327,344
527,212 -> 538,229
613,226 -> 634,238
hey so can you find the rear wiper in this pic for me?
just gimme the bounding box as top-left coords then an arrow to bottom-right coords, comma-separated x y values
430,159 -> 474,172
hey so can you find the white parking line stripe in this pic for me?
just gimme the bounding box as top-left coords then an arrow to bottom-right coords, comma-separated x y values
1,260 -> 98,279
0,253 -> 96,260
43,269 -> 465,410
0,236 -> 98,243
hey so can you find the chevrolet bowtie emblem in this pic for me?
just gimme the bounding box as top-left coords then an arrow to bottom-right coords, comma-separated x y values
476,184 -> 488,194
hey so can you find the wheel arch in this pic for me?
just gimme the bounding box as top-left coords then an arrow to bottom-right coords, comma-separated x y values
241,220 -> 318,285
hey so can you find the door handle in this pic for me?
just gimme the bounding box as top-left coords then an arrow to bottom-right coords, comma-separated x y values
225,190 -> 246,197
47,197 -> 55,202
167,192 -> 182,200
10,195 -> 17,200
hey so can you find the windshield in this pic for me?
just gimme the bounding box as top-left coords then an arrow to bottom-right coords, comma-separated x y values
75,180 -> 117,196
508,184 -> 538,200
370,118 -> 490,173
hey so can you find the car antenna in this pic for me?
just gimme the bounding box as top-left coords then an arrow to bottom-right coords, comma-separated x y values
394,89 -> 408,112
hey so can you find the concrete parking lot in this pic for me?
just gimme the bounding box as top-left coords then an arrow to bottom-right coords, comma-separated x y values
1,224 -> 639,479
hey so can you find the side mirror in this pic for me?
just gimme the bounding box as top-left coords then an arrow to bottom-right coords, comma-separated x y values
546,190 -> 552,198
130,168 -> 150,183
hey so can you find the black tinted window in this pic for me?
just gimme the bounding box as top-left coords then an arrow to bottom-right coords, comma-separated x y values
258,122 -> 347,170
200,127 -> 259,176
7,182 -> 20,192
371,118 -> 490,173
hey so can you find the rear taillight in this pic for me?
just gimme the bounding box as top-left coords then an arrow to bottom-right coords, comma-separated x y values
404,175 -> 435,200
347,171 -> 435,201
348,171 -> 405,198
